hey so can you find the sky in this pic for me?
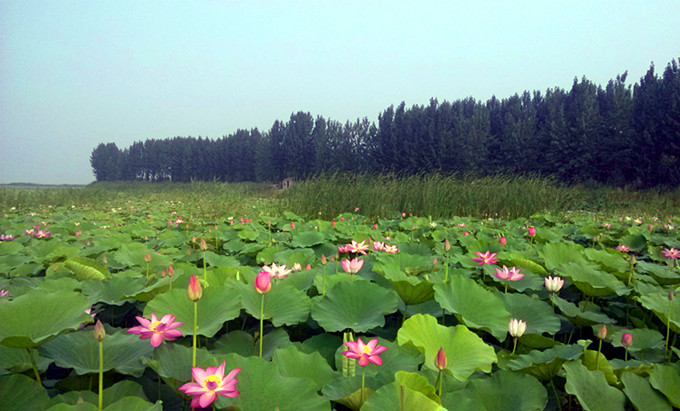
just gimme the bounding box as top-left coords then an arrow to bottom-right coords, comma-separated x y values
1,1 -> 679,185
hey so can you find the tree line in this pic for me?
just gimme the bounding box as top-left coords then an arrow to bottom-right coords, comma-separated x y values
91,58 -> 680,188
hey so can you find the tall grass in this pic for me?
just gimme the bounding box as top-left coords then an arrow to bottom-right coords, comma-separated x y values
2,176 -> 678,219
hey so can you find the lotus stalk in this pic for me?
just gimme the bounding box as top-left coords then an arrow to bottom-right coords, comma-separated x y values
666,291 -> 674,360
94,320 -> 106,411
26,347 -> 41,385
435,347 -> 447,397
596,325 -> 606,371
622,332 -> 632,361
187,274 -> 202,369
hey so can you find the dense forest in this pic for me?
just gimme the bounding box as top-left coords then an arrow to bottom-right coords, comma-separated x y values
91,58 -> 680,188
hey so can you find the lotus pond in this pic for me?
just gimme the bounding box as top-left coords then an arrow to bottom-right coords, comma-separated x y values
0,203 -> 679,410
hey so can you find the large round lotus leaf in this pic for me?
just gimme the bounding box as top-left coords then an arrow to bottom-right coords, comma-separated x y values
506,344 -> 583,381
39,328 -> 154,377
635,261 -> 680,285
499,253 -> 548,275
290,230 -> 326,247
501,293 -> 561,336
606,327 -> 665,355
144,284 -> 241,337
555,262 -> 629,297
216,354 -> 331,410
552,296 -> 614,326
311,280 -> 399,333
393,370 -> 440,403
212,328 -> 291,360
583,248 -> 628,273
582,350 -> 618,386
144,343 -> 214,390
538,242 -> 587,270
622,372 -> 672,411
273,345 -> 337,390
0,345 -> 52,374
447,370 -> 547,411
80,276 -> 147,305
390,279 -> 435,305
0,290 -> 92,348
649,364 -> 680,408
397,314 -> 496,381
636,285 -> 680,334
563,360 -> 626,411
434,275 -> 511,341
362,380 -> 445,411
373,252 -> 436,281
0,373 -> 50,411
237,280 -> 310,327
50,380 -> 152,410
64,257 -> 109,281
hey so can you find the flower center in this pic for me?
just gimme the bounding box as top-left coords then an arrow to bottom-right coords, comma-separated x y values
149,321 -> 161,331
203,375 -> 222,391
362,345 -> 373,355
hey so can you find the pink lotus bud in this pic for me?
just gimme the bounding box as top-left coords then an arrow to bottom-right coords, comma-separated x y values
75,231 -> 81,237
435,347 -> 447,371
443,239 -> 451,252
527,227 -> 536,237
291,222 -> 295,230
187,274 -> 202,301
331,221 -> 336,227
340,258 -> 364,274
306,264 -> 312,270
144,252 -> 151,263
320,254 -> 327,265
254,271 -> 271,294
464,231 -> 469,237
94,320 -> 106,342
499,236 -> 507,246
200,238 -> 207,251
293,263 -> 302,271
373,224 -> 378,230
167,265 -> 174,277
621,332 -> 633,348
340,217 -> 345,222
597,325 -> 607,340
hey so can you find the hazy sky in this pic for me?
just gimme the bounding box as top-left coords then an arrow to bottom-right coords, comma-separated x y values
1,1 -> 679,184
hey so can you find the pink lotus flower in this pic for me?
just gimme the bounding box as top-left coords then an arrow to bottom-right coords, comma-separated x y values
0,289 -> 9,297
128,313 -> 184,347
472,251 -> 498,266
254,271 -> 271,294
0,234 -> 14,241
494,266 -> 524,281
262,262 -> 292,279
341,257 -> 364,274
661,248 -> 680,259
616,244 -> 630,253
344,240 -> 369,255
384,245 -> 399,254
342,338 -> 388,366
35,230 -> 51,238
544,276 -> 564,293
179,361 -> 241,408
372,241 -> 385,251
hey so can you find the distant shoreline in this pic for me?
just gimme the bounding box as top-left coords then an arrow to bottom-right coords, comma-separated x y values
0,183 -> 89,188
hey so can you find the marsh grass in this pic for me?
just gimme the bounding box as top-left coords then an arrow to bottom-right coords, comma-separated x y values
1,175 -> 678,219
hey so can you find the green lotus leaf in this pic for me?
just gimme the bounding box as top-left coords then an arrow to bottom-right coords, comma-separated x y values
606,327 -> 665,355
50,380 -> 152,410
563,360 -> 626,411
273,345 -> 337,390
144,284 -> 241,337
434,275 -> 511,341
538,241 -> 587,270
443,370 -> 548,411
311,280 -> 399,333
583,248 -> 628,273
110,243 -> 159,268
322,374 -> 377,410
621,372 -> 672,411
216,354 -> 331,410
582,350 -> 618,386
635,286 -> 680,334
300,333 -> 343,367
648,364 -> 680,407
103,397 -> 162,411
237,229 -> 260,242
64,257 -> 109,281
80,275 -> 147,305
47,400 -> 98,410
635,261 -> 680,285
238,280 -> 310,327
397,314 -> 497,381
0,290 -> 92,348
394,370 -> 440,403
552,296 -> 615,326
373,252 -> 436,280
0,373 -> 50,411
144,343 -> 214,391
390,279 -> 435,305
39,328 -> 154,377
501,293 -> 561,336
500,253 -> 548,275
290,230 -> 326,248
0,345 -> 52,374
212,329 -> 291,360
556,261 -> 630,297
620,234 -> 646,252
362,379 -> 445,411
506,344 -> 583,381
203,251 -> 240,268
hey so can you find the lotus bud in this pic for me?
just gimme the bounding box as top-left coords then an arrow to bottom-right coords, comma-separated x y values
670,291 -> 674,301
200,238 -> 207,251
255,271 -> 271,294
527,226 -> 536,237
508,318 -> 527,338
597,325 -> 607,340
187,274 -> 202,301
443,239 -> 451,252
621,332 -> 633,348
293,263 -> 302,272
435,347 -> 447,371
499,236 -> 507,246
544,276 -> 564,293
144,252 -> 151,263
291,222 -> 295,230
321,254 -> 327,265
167,265 -> 174,277
94,320 -> 106,342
